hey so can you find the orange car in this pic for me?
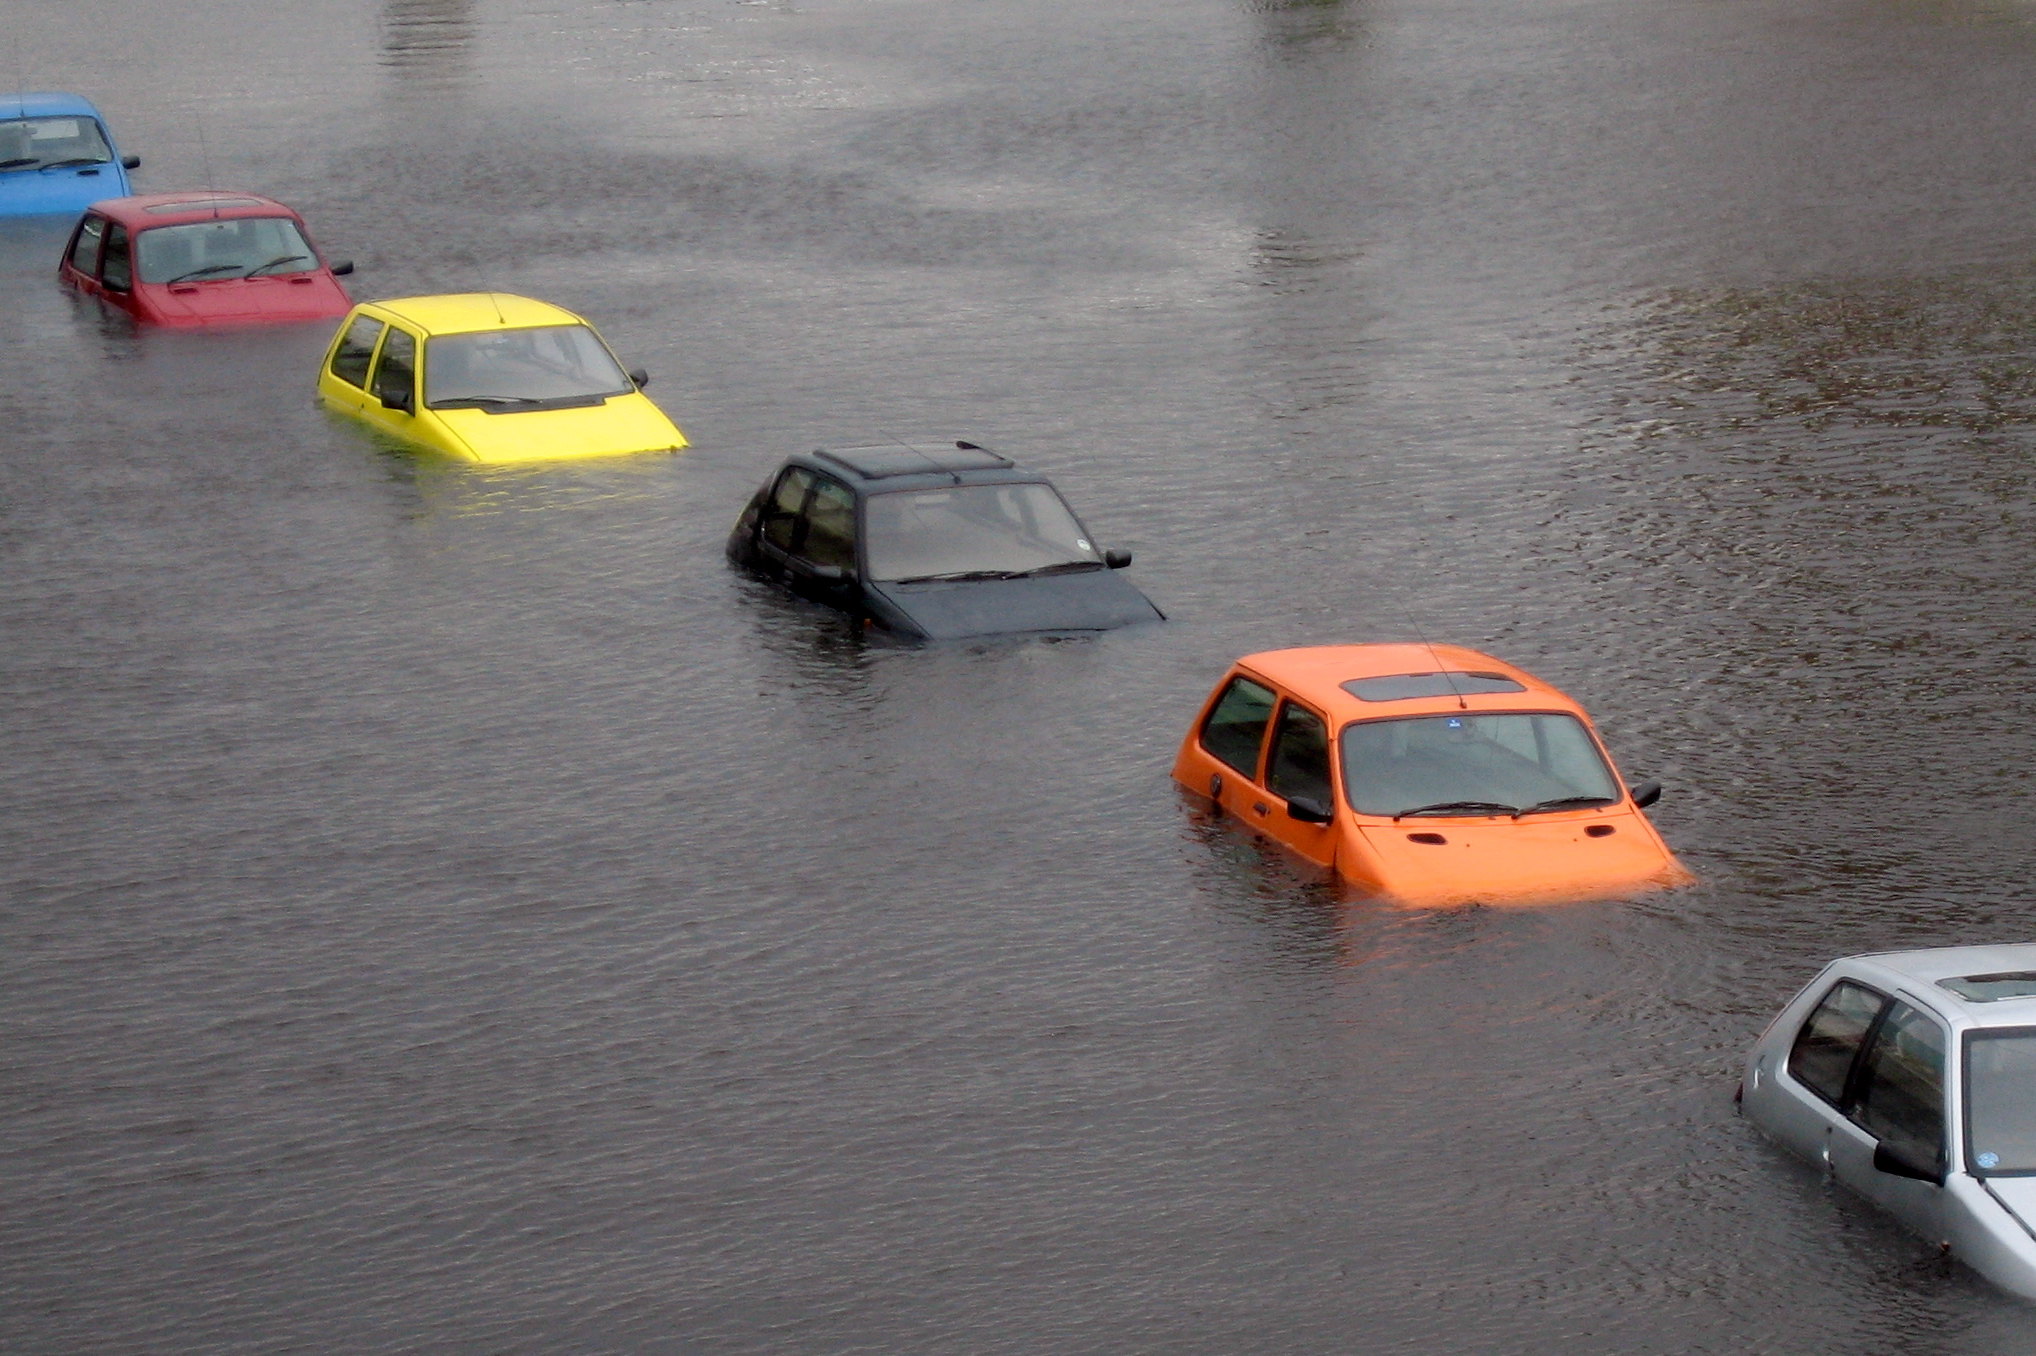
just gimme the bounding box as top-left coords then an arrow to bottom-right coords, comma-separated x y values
1172,644 -> 1691,907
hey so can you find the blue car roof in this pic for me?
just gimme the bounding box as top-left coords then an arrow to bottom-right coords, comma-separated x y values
1,92 -> 110,121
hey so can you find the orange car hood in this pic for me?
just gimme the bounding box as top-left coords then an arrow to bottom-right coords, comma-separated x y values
1352,810 -> 1692,908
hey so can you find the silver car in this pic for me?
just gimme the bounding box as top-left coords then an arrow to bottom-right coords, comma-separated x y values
1740,944 -> 2036,1300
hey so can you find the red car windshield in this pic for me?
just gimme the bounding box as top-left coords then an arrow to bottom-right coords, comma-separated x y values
135,218 -> 317,283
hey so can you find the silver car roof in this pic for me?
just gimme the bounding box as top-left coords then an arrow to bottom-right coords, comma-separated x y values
1837,944 -> 2036,1030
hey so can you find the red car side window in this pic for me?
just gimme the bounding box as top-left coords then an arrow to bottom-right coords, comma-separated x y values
101,223 -> 132,291
67,215 -> 106,276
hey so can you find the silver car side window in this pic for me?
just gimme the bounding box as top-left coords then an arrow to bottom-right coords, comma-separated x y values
1850,1001 -> 1946,1166
1787,980 -> 1887,1107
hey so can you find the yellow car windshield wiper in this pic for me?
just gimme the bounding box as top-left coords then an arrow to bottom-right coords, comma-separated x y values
430,395 -> 545,409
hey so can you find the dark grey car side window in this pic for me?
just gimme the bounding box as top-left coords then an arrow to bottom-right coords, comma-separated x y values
799,476 -> 856,572
763,468 -> 814,553
1201,677 -> 1276,779
1788,980 -> 1888,1107
1851,1001 -> 1946,1165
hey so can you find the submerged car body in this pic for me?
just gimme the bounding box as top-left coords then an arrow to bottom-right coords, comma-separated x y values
316,293 -> 687,464
0,93 -> 137,218
1171,643 -> 1688,906
58,192 -> 354,327
1740,945 -> 2036,1302
725,441 -> 1163,641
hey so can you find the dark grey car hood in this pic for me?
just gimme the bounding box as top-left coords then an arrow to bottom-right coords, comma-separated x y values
870,569 -> 1163,640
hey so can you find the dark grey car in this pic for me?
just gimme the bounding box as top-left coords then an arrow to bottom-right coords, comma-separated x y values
725,441 -> 1163,641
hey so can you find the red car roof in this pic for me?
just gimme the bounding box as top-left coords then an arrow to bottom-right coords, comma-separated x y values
85,192 -> 302,227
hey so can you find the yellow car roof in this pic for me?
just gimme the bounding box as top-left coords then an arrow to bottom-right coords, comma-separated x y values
365,293 -> 586,335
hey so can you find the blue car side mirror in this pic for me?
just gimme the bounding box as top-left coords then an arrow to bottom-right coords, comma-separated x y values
121,154 -> 139,169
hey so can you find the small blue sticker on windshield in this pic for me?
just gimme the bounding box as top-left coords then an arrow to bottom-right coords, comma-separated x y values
1446,717 -> 1463,729
1980,1151 -> 2001,1169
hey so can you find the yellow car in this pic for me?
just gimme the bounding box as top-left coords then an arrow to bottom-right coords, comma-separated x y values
315,293 -> 688,464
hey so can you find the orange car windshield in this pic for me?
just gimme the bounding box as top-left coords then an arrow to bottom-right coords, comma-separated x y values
1340,712 -> 1618,817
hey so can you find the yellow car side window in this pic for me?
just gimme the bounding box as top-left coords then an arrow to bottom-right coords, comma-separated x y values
331,315 -> 384,389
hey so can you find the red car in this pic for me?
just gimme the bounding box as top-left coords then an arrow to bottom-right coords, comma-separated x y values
58,191 -> 354,328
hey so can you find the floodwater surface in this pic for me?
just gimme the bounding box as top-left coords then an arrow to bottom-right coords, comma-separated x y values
6,0 -> 2036,1350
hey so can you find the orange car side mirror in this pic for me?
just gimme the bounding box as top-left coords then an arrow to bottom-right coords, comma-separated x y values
1285,796 -> 1333,825
1630,780 -> 1662,809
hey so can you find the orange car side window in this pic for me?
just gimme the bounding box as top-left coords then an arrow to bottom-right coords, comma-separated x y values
1200,677 -> 1275,779
1266,703 -> 1332,807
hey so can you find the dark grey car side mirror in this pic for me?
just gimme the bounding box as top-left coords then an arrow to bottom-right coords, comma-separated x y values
1285,795 -> 1333,825
1103,548 -> 1132,569
1629,780 -> 1662,809
1874,1141 -> 1945,1186
380,388 -> 413,414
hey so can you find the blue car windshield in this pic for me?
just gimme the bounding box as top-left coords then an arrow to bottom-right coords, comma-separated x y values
424,326 -> 631,407
865,483 -> 1100,582
135,218 -> 316,283
0,116 -> 112,170
1339,712 -> 1618,816
1966,1030 -> 2036,1174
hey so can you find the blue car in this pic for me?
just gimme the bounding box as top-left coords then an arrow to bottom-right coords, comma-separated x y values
0,93 -> 138,218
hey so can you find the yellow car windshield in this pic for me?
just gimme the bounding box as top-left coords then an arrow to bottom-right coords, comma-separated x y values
425,325 -> 631,409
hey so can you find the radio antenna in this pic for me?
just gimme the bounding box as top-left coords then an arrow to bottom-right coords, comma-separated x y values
195,114 -> 219,217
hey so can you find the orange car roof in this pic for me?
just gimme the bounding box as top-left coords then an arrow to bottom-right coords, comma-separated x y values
1233,643 -> 1588,725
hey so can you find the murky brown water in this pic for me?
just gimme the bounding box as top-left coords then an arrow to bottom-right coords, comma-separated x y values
8,0 -> 2036,1349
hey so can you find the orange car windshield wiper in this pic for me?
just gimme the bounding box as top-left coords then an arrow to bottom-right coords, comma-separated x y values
1514,795 -> 1618,818
1392,800 -> 1518,820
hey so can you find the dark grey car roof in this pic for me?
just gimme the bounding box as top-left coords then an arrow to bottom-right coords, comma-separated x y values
797,441 -> 1044,493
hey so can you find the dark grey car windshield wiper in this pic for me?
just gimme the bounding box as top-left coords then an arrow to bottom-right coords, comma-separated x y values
1514,795 -> 1618,818
888,569 -> 1022,584
1392,800 -> 1519,821
1007,560 -> 1105,578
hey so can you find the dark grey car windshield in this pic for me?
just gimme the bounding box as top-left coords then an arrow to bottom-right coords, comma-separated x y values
0,115 -> 112,170
1966,1030 -> 2036,1173
1340,712 -> 1619,816
425,325 -> 631,408
866,483 -> 1100,582
135,217 -> 316,282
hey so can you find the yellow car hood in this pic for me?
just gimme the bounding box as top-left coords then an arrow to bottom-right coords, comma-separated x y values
432,391 -> 687,464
